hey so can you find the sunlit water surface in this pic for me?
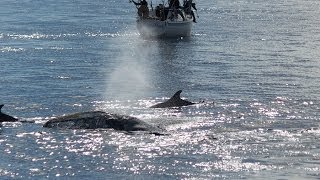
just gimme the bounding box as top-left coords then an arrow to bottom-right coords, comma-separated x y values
1,0 -> 320,179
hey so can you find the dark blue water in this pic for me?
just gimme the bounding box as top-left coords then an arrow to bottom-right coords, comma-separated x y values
1,0 -> 320,179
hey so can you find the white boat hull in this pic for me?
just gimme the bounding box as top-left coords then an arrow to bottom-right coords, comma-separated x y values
137,18 -> 193,38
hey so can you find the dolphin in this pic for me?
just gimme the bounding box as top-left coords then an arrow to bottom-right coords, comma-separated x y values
43,111 -> 165,135
0,104 -> 18,123
150,90 -> 195,108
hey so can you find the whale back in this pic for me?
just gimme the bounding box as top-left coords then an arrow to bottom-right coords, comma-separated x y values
43,111 -> 164,134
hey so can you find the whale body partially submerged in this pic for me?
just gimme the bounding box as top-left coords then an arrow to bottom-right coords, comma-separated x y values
150,90 -> 195,108
0,104 -> 18,123
43,111 -> 165,135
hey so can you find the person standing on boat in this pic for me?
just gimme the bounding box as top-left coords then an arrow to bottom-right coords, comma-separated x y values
168,0 -> 185,21
183,0 -> 197,23
132,0 -> 149,18
169,0 -> 181,9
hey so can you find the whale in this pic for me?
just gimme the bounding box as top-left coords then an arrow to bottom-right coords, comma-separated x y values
150,90 -> 195,108
0,104 -> 18,123
43,111 -> 165,135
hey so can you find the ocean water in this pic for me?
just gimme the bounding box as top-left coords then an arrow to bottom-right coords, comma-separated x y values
1,0 -> 320,179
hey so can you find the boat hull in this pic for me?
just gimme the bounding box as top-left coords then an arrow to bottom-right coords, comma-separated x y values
137,18 -> 193,38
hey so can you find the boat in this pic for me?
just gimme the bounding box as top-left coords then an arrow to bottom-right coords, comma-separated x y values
130,0 -> 198,38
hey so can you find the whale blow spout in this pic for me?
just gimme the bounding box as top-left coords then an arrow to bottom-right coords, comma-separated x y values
0,104 -> 18,123
150,90 -> 195,108
43,111 -> 165,135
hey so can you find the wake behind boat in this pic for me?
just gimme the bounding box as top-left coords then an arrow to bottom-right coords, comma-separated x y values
130,0 -> 198,38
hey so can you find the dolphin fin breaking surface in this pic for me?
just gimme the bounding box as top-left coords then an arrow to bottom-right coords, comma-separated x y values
0,104 -> 18,123
150,90 -> 195,108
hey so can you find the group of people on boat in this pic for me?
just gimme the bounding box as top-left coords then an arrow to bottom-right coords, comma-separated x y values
131,0 -> 197,23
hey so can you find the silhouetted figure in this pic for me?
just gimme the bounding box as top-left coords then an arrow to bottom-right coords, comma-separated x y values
169,0 -> 181,8
183,0 -> 197,22
132,0 -> 149,18
155,4 -> 166,20
168,0 -> 185,21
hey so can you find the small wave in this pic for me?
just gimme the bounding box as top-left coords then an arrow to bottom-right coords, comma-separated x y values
1,32 -> 138,41
1,33 -> 79,40
20,117 -> 50,124
56,76 -> 71,79
85,31 -> 139,38
50,47 -> 74,50
0,47 -> 25,52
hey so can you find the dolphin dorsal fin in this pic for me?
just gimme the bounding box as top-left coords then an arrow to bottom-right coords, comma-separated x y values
0,104 -> 4,112
169,90 -> 182,101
